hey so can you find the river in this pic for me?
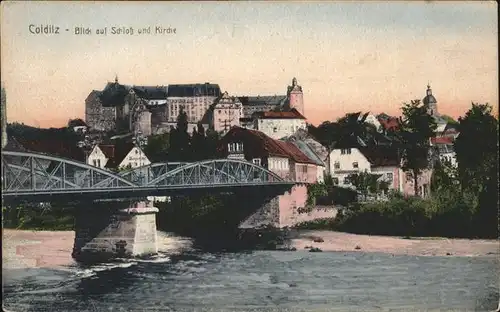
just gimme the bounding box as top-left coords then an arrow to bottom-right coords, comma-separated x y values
3,231 -> 499,311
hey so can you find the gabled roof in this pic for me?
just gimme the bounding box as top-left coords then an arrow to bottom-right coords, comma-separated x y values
358,146 -> 400,167
220,127 -> 318,165
253,108 -> 306,120
100,142 -> 137,169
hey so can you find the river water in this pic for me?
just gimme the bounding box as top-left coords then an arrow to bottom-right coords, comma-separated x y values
3,232 -> 499,312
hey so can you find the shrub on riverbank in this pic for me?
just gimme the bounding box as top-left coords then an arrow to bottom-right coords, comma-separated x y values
2,205 -> 75,231
295,189 -> 495,239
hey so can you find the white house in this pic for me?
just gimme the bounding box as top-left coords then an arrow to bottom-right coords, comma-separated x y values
87,144 -> 109,169
328,146 -> 402,191
87,143 -> 150,170
253,108 -> 307,140
209,91 -> 243,133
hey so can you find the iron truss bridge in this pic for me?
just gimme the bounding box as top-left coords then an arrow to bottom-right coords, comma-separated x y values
1,151 -> 294,202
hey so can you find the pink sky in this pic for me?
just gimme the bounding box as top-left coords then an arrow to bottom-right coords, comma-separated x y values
1,1 -> 497,127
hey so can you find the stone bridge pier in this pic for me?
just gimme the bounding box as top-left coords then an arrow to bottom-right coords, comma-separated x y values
72,200 -> 159,263
238,184 -> 309,229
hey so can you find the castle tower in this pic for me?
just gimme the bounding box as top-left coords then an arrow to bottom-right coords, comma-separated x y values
422,83 -> 438,116
287,77 -> 304,116
1,86 -> 7,149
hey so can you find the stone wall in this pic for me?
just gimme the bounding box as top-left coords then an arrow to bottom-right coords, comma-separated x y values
85,90 -> 116,132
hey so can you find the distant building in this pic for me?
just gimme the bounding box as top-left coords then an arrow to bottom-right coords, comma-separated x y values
166,83 -> 221,124
85,77 -> 166,134
85,90 -> 117,132
252,108 -> 307,140
287,77 -> 305,116
205,91 -> 243,134
238,77 -> 305,118
68,119 -> 89,134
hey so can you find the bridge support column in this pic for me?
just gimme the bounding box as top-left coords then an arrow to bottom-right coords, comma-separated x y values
72,201 -> 159,262
238,185 -> 308,229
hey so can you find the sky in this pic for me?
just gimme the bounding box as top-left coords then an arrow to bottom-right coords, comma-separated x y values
1,1 -> 498,127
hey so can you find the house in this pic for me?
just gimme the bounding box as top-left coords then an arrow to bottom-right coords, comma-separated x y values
205,91 -> 243,134
218,127 -> 320,183
252,108 -> 307,140
377,113 -> 401,133
327,145 -> 431,197
360,112 -> 382,131
219,127 -> 326,228
430,136 -> 457,168
281,128 -> 328,183
68,119 -> 89,134
87,142 -> 150,170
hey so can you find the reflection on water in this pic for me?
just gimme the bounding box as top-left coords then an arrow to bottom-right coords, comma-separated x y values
3,231 -> 499,312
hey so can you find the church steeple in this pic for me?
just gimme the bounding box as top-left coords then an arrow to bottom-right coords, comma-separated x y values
426,82 -> 432,96
115,74 -> 119,84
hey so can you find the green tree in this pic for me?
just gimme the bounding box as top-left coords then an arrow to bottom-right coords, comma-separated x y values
168,107 -> 191,161
348,171 -> 382,201
398,100 -> 437,196
453,103 -> 498,237
144,133 -> 170,162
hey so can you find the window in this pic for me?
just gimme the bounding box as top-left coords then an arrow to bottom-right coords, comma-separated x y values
352,162 -> 358,169
341,148 -> 352,155
333,177 -> 339,185
406,172 -> 412,182
334,162 -> 340,169
228,142 -> 243,153
93,159 -> 97,166
386,172 -> 393,182
97,159 -> 101,168
273,127 -> 277,133
253,158 -> 261,166
135,149 -> 139,154
302,165 -> 307,173
343,177 -> 350,184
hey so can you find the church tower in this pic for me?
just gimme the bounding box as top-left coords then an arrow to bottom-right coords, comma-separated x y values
422,83 -> 438,116
287,77 -> 304,116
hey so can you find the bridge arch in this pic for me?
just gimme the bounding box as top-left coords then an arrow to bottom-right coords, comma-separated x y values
1,151 -> 138,192
146,158 -> 285,187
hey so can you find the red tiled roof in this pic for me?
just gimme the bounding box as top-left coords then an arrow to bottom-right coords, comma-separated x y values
431,136 -> 454,145
274,141 -> 317,165
219,127 -> 317,165
253,108 -> 306,120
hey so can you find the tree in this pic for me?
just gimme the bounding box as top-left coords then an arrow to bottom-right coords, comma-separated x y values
453,103 -> 498,237
398,99 -> 437,196
144,133 -> 170,162
348,171 -> 382,201
191,122 -> 207,161
168,107 -> 191,161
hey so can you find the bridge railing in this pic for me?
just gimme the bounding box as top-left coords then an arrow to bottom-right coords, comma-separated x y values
1,151 -> 137,192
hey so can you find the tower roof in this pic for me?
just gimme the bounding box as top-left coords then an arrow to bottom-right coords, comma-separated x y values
423,84 -> 437,105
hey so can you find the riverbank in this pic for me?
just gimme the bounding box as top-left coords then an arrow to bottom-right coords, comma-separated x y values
3,229 -> 498,270
290,230 -> 500,257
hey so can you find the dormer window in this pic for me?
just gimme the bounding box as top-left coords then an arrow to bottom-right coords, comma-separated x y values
228,142 -> 243,153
